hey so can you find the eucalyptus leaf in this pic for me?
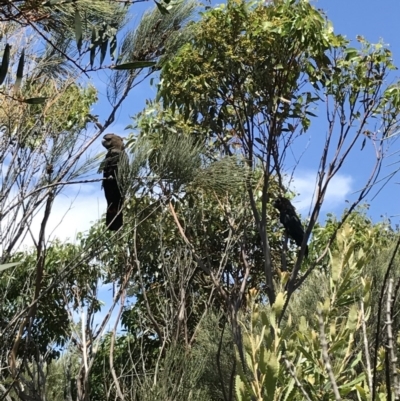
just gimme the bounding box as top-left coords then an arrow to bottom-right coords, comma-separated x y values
0,262 -> 22,272
42,0 -> 72,5
110,34 -> 117,61
100,39 -> 108,66
14,49 -> 25,91
0,43 -> 10,85
22,97 -> 48,104
90,26 -> 97,68
112,61 -> 156,70
74,9 -> 83,53
155,1 -> 169,15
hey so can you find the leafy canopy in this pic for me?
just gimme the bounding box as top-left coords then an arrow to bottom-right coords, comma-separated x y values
158,0 -> 343,136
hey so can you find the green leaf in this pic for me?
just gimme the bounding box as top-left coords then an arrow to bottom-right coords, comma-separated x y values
297,346 -> 315,362
22,97 -> 47,104
262,21 -> 273,30
346,304 -> 358,330
0,262 -> 22,272
354,384 -> 368,401
110,34 -> 117,61
100,39 -> 108,66
235,375 -> 245,401
155,0 -> 169,15
259,343 -> 267,374
339,373 -> 366,390
74,9 -> 83,53
273,291 -> 285,316
329,338 -> 346,353
90,27 -> 97,68
265,352 -> 279,398
112,61 -> 156,70
43,0 -> 73,5
14,49 -> 25,91
283,378 -> 296,401
0,43 -> 10,85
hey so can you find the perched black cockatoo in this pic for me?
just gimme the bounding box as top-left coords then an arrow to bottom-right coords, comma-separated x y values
273,196 -> 308,257
100,133 -> 128,231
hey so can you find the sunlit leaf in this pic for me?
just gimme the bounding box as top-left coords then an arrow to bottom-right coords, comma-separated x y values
273,292 -> 285,316
265,353 -> 279,398
0,262 -> 22,272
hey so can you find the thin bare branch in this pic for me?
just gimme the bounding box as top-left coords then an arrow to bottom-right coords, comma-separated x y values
386,279 -> 400,400
360,300 -> 373,392
282,355 -> 312,401
318,310 -> 342,401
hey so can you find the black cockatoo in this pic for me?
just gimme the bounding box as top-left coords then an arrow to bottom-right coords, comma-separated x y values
273,196 -> 308,257
100,133 -> 128,231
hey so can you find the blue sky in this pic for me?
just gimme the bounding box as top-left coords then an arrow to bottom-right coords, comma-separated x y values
25,0 -> 400,250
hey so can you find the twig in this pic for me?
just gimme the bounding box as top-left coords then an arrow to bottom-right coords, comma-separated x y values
280,77 -> 387,324
2,199 -> 159,337
217,321 -> 229,401
385,349 -> 392,401
132,224 -> 163,341
318,310 -> 342,401
282,355 -> 312,401
81,310 -> 89,374
167,200 -> 227,302
0,383 -> 13,401
110,294 -> 126,401
9,2 -> 89,77
386,279 -> 400,400
5,176 -> 131,215
360,300 -> 373,392
372,237 -> 400,401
